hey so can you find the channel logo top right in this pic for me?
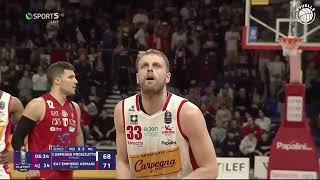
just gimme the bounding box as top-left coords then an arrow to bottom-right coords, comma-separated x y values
296,4 -> 316,24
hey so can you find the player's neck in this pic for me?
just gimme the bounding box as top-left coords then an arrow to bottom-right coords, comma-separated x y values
50,89 -> 67,105
141,89 -> 167,115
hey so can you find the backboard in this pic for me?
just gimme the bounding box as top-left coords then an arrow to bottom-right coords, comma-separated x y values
243,0 -> 320,51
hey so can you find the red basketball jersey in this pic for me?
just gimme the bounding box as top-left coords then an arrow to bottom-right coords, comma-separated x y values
28,93 -> 78,179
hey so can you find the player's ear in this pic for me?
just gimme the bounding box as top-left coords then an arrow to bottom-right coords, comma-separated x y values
165,72 -> 171,84
54,77 -> 61,85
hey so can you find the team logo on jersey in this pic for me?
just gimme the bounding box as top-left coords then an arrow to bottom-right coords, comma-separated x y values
162,125 -> 175,136
46,100 -> 55,109
129,105 -> 136,111
69,119 -> 76,127
164,111 -> 172,124
144,126 -> 159,137
130,115 -> 138,125
0,101 -> 5,110
129,147 -> 182,178
69,126 -> 76,132
52,118 -> 62,125
50,126 -> 62,132
0,111 -> 5,123
51,111 -> 59,116
161,139 -> 176,146
62,110 -> 68,118
58,132 -> 71,145
127,140 -> 143,147
62,117 -> 69,127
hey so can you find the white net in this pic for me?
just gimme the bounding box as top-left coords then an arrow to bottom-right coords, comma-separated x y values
279,37 -> 303,56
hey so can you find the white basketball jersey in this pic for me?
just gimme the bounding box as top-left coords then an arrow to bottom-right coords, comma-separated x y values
123,92 -> 198,179
0,92 -> 12,179
0,91 -> 11,153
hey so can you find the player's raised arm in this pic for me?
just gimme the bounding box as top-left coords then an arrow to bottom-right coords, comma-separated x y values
180,102 -> 218,179
12,98 -> 44,151
114,101 -> 132,179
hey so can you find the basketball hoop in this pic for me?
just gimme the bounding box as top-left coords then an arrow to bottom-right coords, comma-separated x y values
279,37 -> 303,56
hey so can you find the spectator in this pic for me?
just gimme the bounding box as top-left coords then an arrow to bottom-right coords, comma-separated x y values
32,65 -> 48,98
239,130 -> 257,169
74,53 -> 92,97
79,102 -> 93,145
147,27 -> 167,53
228,119 -> 242,140
171,25 -> 187,51
222,130 -> 240,157
200,100 -> 215,133
82,97 -> 98,119
92,109 -> 116,141
132,9 -> 149,26
210,120 -> 226,155
255,109 -> 271,132
234,88 -> 251,114
216,103 -> 232,127
91,53 -> 106,88
219,82 -> 234,100
255,132 -> 271,156
172,40 -> 190,91
1,43 -> 15,61
267,54 -> 286,101
217,86 -> 233,110
242,115 -> 262,140
134,23 -> 148,50
224,24 -> 240,66
17,70 -> 33,105
201,85 -> 218,110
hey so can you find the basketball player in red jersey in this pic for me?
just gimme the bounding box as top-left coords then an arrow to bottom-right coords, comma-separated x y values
114,49 -> 218,179
12,61 -> 84,179
0,91 -> 24,178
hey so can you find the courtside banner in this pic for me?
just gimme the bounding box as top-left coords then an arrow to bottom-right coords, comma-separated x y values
254,156 -> 269,179
217,157 -> 250,179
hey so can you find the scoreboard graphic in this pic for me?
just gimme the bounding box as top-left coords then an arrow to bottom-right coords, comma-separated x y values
14,147 -> 115,171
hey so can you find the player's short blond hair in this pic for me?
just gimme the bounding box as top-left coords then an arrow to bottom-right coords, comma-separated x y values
136,49 -> 170,72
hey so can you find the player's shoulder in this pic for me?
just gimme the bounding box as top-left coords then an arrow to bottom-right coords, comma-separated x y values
179,99 -> 201,116
71,101 -> 80,109
26,97 -> 45,108
116,94 -> 137,107
10,96 -> 23,106
124,94 -> 138,101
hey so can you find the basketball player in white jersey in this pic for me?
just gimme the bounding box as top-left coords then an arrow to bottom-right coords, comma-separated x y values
0,91 -> 24,179
114,49 -> 218,179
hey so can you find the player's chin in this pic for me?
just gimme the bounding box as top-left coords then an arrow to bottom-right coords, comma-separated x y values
68,90 -> 76,96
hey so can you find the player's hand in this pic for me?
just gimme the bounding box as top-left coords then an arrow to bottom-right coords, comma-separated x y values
26,170 -> 41,179
0,151 -> 13,164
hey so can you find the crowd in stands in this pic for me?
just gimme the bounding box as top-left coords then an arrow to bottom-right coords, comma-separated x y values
1,0 -> 320,169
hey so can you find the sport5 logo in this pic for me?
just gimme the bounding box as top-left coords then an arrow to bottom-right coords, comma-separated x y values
126,125 -> 142,140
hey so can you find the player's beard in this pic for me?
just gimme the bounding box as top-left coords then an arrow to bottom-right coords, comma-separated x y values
140,79 -> 166,96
